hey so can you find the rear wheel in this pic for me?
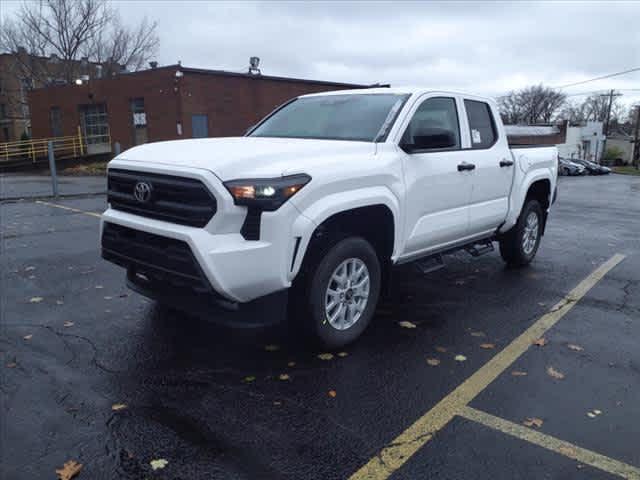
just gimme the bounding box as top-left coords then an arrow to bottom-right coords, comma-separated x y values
294,237 -> 381,348
499,199 -> 543,267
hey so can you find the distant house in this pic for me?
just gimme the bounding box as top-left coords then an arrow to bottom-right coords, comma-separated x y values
504,122 -> 567,146
606,132 -> 635,165
556,122 -> 605,162
28,64 -> 368,155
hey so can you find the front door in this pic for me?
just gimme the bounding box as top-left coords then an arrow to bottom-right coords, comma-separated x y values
400,95 -> 474,257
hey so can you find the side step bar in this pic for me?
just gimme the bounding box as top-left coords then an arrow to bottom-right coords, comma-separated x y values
410,239 -> 495,275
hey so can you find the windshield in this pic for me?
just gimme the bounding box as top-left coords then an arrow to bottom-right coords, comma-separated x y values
249,93 -> 410,142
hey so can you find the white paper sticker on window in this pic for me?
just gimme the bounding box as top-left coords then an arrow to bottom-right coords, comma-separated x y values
472,129 -> 482,144
133,112 -> 147,126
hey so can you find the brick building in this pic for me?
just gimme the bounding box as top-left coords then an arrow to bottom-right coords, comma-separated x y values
28,65 -> 367,154
0,49 -> 111,141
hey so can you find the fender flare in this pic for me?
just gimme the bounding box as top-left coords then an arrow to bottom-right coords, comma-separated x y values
500,171 -> 554,234
288,186 -> 400,279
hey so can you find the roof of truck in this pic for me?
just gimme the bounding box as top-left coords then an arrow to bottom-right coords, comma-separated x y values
300,87 -> 493,101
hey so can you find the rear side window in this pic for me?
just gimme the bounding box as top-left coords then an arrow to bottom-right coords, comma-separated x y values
464,100 -> 497,149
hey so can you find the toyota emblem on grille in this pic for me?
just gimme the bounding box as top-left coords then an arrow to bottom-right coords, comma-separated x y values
133,181 -> 152,202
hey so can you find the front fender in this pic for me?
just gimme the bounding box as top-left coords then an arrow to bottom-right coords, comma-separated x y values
288,186 -> 401,279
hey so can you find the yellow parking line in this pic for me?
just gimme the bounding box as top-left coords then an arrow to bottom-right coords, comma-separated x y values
36,200 -> 101,218
349,253 -> 626,480
460,406 -> 640,479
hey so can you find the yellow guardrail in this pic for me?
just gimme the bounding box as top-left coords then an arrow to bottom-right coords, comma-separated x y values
0,127 -> 85,164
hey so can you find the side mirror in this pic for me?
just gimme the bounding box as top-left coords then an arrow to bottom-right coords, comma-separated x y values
402,128 -> 456,153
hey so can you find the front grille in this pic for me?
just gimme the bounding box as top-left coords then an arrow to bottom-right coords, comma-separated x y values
108,169 -> 217,227
101,222 -> 211,292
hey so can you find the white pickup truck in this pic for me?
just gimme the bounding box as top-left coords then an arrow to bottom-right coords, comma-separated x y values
101,87 -> 557,347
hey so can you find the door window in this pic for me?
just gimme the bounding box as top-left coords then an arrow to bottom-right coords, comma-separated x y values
49,107 -> 63,137
464,100 -> 497,149
401,97 -> 460,151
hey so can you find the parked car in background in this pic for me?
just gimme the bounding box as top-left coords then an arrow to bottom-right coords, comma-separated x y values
571,158 -> 611,175
559,157 -> 586,176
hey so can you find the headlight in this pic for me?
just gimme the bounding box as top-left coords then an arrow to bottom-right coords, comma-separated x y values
223,174 -> 311,211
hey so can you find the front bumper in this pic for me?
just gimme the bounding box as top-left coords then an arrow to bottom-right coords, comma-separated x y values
101,161 -> 312,304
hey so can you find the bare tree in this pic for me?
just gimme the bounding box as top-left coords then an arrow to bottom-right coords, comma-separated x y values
0,0 -> 159,83
557,94 -> 626,124
498,85 -> 566,124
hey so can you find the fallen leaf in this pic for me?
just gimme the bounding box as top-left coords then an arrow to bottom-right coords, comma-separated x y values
264,344 -> 280,352
95,285 -> 103,289
593,409 -> 602,415
547,366 -> 565,380
538,302 -> 547,306
6,362 -> 17,368
587,412 -> 596,418
511,370 -> 528,376
278,373 -> 290,381
455,279 -> 466,286
567,344 -> 584,351
470,331 -> 486,337
533,337 -> 547,347
63,321 -> 74,328
479,343 -> 495,349
119,293 -> 130,298
337,352 -> 348,357
25,266 -> 36,271
559,446 -> 577,458
55,460 -> 83,480
243,376 -> 256,382
287,362 -> 296,367
103,296 -> 113,300
435,346 -> 447,353
29,296 -> 43,303
56,300 -> 64,305
150,458 -> 168,470
398,321 -> 417,329
317,353 -> 334,360
273,400 -> 282,406
111,403 -> 127,411
328,390 -> 337,398
23,334 -> 33,340
454,354 -> 467,362
523,417 -> 543,428
426,358 -> 441,366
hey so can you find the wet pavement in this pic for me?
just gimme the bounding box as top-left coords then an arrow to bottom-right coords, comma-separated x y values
1,174 -> 639,479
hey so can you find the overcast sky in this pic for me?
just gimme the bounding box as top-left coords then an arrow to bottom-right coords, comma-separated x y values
3,0 -> 639,106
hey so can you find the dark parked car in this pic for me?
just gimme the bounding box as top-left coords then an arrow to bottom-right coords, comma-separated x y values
559,157 -> 586,176
571,158 -> 611,175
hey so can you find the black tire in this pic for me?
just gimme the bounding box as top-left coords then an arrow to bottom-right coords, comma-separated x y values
293,236 -> 381,348
499,199 -> 543,267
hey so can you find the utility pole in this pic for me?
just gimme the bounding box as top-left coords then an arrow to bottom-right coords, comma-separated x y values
633,104 -> 640,170
599,89 -> 623,164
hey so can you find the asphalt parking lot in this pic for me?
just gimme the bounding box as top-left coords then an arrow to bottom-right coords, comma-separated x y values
2,174 -> 639,479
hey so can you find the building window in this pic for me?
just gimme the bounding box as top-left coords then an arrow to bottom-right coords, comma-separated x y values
79,103 -> 110,155
50,107 -> 63,137
130,97 -> 147,145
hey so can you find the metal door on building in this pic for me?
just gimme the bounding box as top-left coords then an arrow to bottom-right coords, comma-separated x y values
191,114 -> 209,138
79,103 -> 112,155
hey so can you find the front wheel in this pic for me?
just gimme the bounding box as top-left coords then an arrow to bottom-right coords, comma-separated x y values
499,199 -> 543,267
297,237 -> 381,348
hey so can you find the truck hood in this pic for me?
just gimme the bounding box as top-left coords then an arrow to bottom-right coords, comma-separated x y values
114,137 -> 376,181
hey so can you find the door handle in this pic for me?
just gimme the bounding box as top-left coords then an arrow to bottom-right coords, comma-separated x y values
500,159 -> 514,167
457,162 -> 476,172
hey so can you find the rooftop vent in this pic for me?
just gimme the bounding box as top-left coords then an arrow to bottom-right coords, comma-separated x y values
248,56 -> 261,75
149,61 -> 158,69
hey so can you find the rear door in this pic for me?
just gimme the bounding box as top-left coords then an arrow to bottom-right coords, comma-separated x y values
399,95 -> 475,257
462,99 -> 513,235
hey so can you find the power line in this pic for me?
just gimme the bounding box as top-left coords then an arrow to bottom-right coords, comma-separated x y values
554,67 -> 640,89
